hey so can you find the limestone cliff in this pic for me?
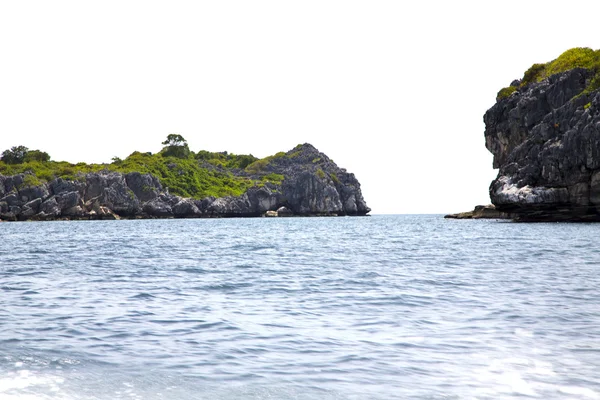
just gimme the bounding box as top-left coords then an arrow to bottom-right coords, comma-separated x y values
485,48 -> 600,221
0,143 -> 370,221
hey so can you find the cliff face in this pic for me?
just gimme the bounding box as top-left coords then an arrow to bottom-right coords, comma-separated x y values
0,143 -> 370,221
485,65 -> 600,221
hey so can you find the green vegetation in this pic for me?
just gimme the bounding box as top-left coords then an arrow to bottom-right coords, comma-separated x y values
161,134 -> 190,159
261,173 -> 284,184
497,86 -> 517,100
330,172 -> 340,184
1,146 -> 33,165
585,102 -> 592,110
316,168 -> 325,179
245,152 -> 286,173
521,63 -> 547,86
20,174 -> 43,188
497,47 -> 600,100
0,135 -> 280,199
196,150 -> 257,169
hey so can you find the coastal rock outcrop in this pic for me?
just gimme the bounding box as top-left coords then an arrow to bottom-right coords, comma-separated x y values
0,143 -> 369,221
485,48 -> 600,221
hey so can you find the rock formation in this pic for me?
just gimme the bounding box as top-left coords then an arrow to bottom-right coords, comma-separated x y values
485,49 -> 600,221
0,144 -> 370,221
444,205 -> 510,220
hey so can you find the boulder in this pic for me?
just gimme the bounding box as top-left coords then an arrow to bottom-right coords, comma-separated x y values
56,191 -> 81,211
172,199 -> 201,218
143,198 -> 173,217
40,197 -> 61,217
0,205 -> 20,221
102,181 -> 140,216
277,206 -> 293,217
50,178 -> 85,196
125,172 -> 161,202
22,198 -> 42,215
0,193 -> 20,207
18,183 -> 49,203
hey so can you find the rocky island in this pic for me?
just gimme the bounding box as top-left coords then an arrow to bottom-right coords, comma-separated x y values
455,47 -> 600,221
0,139 -> 370,221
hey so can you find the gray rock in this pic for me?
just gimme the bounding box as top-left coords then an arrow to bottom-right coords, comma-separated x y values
23,198 -> 42,214
40,197 -> 61,217
277,206 -> 293,217
485,66 -> 600,220
1,205 -> 20,220
85,172 -> 123,202
56,191 -> 80,210
0,193 -> 20,207
3,175 -> 23,193
102,181 -> 140,216
0,144 -> 371,220
143,198 -> 173,217
282,171 -> 342,215
172,199 -> 201,217
125,172 -> 161,202
63,205 -> 85,217
18,183 -> 49,203
50,178 -> 85,196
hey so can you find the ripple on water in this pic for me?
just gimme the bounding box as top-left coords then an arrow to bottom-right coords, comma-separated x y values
1,216 -> 600,399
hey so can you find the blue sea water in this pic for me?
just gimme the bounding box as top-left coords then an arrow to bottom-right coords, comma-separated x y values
1,215 -> 600,400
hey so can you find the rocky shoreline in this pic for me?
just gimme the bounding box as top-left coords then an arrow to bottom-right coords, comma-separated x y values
444,205 -> 511,220
0,144 -> 370,222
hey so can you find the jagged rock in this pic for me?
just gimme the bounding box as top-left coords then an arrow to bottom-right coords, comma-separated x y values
56,191 -> 81,211
3,175 -> 23,193
18,184 -> 49,204
282,171 -> 343,215
445,205 -> 510,219
246,186 -> 280,213
172,199 -> 201,218
50,178 -> 85,196
197,196 -> 215,211
143,198 -> 173,217
125,172 -> 161,202
21,198 -> 42,217
485,64 -> 600,221
1,205 -> 20,220
0,193 -> 20,207
97,206 -> 120,220
85,172 -> 123,202
277,206 -> 293,217
63,205 -> 85,217
0,143 -> 370,221
40,197 -> 61,217
102,181 -> 140,216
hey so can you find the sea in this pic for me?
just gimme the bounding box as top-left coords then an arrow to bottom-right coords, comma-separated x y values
1,215 -> 599,400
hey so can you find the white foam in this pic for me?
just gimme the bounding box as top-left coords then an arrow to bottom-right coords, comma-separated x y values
0,369 -> 65,400
559,386 -> 600,399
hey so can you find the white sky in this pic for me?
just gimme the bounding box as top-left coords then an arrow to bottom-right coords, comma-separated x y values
1,1 -> 598,214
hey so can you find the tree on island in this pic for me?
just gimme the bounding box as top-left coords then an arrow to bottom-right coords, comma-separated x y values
1,146 -> 29,164
1,146 -> 50,165
161,134 -> 190,159
24,149 -> 51,163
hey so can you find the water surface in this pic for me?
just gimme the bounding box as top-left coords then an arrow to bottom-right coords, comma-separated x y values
1,215 -> 599,399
